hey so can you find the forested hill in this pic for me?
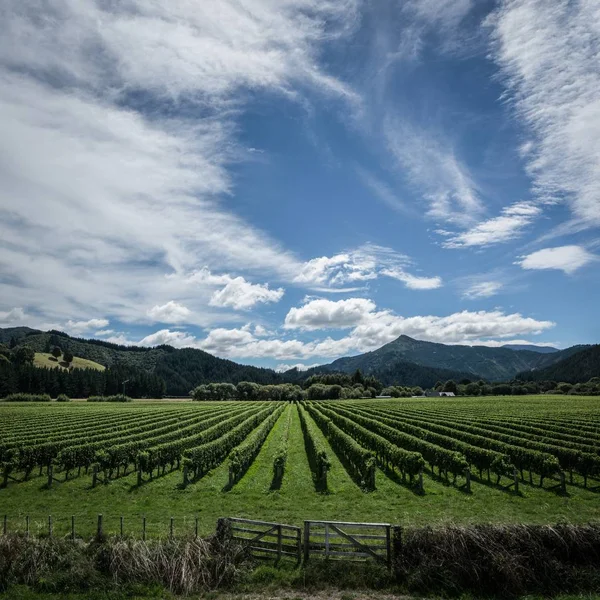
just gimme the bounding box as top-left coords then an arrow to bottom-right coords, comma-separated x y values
320,335 -> 584,382
516,345 -> 600,383
0,327 -> 282,395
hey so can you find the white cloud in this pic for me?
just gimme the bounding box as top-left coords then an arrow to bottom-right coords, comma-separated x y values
381,268 -> 443,290
147,301 -> 191,324
210,279 -> 284,310
294,244 -> 442,291
284,298 -> 377,330
463,281 -> 503,299
517,245 -> 596,274
355,168 -> 411,215
489,0 -> 600,227
442,201 -> 541,248
0,0 -> 359,326
95,329 -> 115,336
66,318 -> 110,335
274,363 -> 322,373
139,329 -> 199,348
385,118 -> 484,224
184,268 -> 284,310
0,307 -> 28,324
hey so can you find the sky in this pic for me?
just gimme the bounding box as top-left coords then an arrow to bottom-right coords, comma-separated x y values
1,0 -> 599,371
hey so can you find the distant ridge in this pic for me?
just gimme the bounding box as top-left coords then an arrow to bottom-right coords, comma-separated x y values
317,335 -> 583,383
501,344 -> 558,354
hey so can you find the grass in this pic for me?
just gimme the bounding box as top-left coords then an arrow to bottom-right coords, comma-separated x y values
33,352 -> 105,371
0,397 -> 599,540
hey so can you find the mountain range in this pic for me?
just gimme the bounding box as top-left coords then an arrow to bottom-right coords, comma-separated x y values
1,326 -> 597,392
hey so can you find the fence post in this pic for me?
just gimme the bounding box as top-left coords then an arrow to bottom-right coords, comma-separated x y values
48,515 -> 52,538
120,516 -> 124,538
385,525 -> 392,569
71,516 -> 75,541
142,516 -> 146,541
47,464 -> 53,488
182,465 -> 188,488
276,524 -> 282,563
303,521 -> 310,563
464,468 -> 471,493
195,516 -> 198,539
392,525 -> 402,568
418,469 -> 424,493
296,527 -> 302,564
97,514 -> 103,539
92,465 -> 98,488
26,515 -> 29,538
170,517 -> 174,539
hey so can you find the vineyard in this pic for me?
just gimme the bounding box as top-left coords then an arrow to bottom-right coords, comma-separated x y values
0,396 -> 599,538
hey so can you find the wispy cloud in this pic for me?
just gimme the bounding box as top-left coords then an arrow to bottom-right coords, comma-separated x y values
0,0 -> 359,326
489,0 -> 600,229
441,201 -> 541,248
385,118 -> 484,224
462,281 -> 503,299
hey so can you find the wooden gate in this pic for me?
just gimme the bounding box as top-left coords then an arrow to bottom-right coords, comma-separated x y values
219,517 -> 301,562
303,520 -> 391,566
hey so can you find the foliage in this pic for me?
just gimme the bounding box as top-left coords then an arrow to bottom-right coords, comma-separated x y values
1,393 -> 51,402
55,394 -> 71,402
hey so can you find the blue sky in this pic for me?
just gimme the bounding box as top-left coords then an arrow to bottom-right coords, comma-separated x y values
1,0 -> 599,370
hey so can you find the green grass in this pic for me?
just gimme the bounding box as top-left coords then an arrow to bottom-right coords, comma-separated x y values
0,397 -> 599,539
33,352 -> 105,371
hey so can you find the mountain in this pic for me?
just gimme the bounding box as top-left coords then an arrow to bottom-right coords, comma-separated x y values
0,327 -> 282,395
516,345 -> 600,383
319,335 -> 584,382
501,344 -> 559,354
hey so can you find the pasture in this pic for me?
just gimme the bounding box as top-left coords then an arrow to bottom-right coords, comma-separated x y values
0,396 -> 599,539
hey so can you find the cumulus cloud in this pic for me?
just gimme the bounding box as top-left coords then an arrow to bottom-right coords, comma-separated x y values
0,307 -> 28,324
185,268 -> 284,310
441,202 -> 541,248
294,244 -> 442,291
489,0 -> 600,228
284,298 -> 377,330
147,301 -> 191,324
65,318 -> 110,335
463,281 -> 503,299
517,245 -> 596,274
110,300 -> 555,361
139,329 -> 199,348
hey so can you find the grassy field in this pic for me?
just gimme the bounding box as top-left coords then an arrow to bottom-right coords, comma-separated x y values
1,395 -> 599,539
33,352 -> 105,371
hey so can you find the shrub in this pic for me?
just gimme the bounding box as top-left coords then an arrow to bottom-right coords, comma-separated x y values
56,394 -> 71,402
2,393 -> 51,402
87,394 -> 132,402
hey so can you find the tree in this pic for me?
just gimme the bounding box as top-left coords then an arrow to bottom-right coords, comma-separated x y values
434,380 -> 443,391
12,346 -> 35,366
63,350 -> 74,364
51,346 -> 62,359
442,380 -> 458,394
351,369 -> 365,385
9,337 -> 17,349
465,382 -> 480,396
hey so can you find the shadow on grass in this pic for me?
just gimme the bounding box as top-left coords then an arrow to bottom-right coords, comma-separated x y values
269,469 -> 283,491
379,463 -> 425,496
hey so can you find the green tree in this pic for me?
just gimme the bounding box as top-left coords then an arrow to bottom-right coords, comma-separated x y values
12,345 -> 35,366
442,380 -> 458,394
351,369 -> 365,385
51,346 -> 62,359
63,350 -> 74,364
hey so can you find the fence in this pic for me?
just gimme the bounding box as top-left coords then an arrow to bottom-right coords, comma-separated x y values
219,517 -> 301,562
303,520 -> 391,566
